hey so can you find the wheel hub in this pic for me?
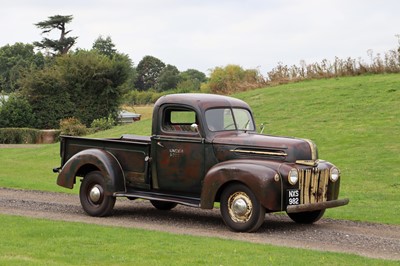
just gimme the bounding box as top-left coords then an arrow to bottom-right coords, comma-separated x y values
228,192 -> 253,223
232,198 -> 248,216
89,185 -> 102,203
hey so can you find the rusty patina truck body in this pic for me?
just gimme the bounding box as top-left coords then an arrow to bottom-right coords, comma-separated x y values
54,93 -> 348,232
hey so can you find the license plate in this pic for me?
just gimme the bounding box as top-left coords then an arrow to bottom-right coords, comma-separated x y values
287,189 -> 300,205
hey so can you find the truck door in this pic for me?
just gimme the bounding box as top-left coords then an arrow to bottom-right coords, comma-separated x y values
152,107 -> 205,196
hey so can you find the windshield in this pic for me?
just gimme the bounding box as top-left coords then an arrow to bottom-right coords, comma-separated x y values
205,108 -> 255,132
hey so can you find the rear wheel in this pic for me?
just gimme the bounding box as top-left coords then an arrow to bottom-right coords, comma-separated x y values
80,171 -> 116,217
220,183 -> 265,232
150,200 -> 178,210
287,209 -> 325,224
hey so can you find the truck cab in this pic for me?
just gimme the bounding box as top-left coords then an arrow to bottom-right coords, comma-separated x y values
54,93 -> 349,232
151,94 -> 255,196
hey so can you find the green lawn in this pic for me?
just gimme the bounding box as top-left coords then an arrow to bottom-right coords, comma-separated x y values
0,215 -> 395,266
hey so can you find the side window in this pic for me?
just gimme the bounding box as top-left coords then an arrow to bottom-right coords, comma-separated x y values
162,108 -> 197,132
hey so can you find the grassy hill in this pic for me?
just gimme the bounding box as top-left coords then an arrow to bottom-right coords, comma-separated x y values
0,73 -> 399,224
236,74 -> 400,224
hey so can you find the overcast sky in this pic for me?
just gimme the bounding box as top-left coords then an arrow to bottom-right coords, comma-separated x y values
1,0 -> 399,75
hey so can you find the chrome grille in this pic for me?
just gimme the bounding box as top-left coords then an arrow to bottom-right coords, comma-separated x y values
298,168 -> 329,204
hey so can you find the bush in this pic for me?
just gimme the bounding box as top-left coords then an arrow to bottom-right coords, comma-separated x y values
0,93 -> 36,128
90,115 -> 115,132
19,67 -> 72,129
208,65 -> 266,94
0,128 -> 41,144
176,79 -> 201,92
59,117 -> 88,136
122,89 -> 165,105
266,48 -> 400,84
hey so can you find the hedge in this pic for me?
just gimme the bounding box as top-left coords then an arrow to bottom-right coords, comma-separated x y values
0,128 -> 61,144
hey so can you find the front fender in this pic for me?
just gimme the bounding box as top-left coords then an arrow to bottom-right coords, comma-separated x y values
200,160 -> 282,211
57,149 -> 125,194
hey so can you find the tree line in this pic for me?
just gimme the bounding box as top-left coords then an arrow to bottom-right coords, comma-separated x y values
0,15 -> 267,130
1,15 -> 399,130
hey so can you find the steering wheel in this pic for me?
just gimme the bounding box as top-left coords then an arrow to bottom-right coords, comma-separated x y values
224,123 -> 235,130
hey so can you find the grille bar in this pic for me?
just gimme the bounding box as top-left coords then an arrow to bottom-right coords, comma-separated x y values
299,168 -> 329,204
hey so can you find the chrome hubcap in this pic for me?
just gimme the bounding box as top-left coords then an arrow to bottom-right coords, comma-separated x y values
233,198 -> 248,216
228,192 -> 253,223
89,185 -> 102,203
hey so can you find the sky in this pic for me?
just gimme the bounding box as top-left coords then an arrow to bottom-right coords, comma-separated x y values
1,0 -> 399,76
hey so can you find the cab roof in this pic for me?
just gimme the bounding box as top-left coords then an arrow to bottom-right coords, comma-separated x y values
154,93 -> 251,112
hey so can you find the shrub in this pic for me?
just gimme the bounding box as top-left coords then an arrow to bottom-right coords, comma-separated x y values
208,65 -> 266,94
176,79 -> 201,92
19,66 -> 72,129
59,117 -> 88,136
0,128 -> 41,144
90,115 -> 115,132
266,47 -> 400,84
122,89 -> 165,105
0,93 -> 37,128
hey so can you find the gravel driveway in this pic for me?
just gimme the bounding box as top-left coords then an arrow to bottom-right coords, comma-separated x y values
0,187 -> 399,261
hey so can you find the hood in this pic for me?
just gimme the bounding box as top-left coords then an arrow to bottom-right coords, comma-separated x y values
212,132 -> 317,163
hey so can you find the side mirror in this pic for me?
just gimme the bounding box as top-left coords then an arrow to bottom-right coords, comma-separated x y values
260,123 -> 265,134
191,123 -> 202,137
191,123 -> 199,132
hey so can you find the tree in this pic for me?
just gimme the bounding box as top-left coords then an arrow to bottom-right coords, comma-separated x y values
92,36 -> 135,92
134,55 -> 165,91
20,65 -> 73,129
112,52 -> 136,94
20,50 -> 131,128
58,50 -> 130,126
92,36 -> 117,58
0,43 -> 44,93
156,64 -> 180,91
34,15 -> 77,55
179,69 -> 207,83
177,69 -> 207,91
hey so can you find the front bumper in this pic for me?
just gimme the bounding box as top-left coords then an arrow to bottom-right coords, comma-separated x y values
286,198 -> 349,213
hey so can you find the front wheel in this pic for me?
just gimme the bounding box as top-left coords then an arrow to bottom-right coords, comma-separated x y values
220,183 -> 265,232
287,209 -> 325,224
80,171 -> 116,217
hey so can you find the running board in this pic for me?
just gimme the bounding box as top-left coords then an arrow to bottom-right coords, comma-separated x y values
114,190 -> 201,208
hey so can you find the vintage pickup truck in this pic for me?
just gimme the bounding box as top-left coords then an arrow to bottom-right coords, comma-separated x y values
53,93 -> 349,232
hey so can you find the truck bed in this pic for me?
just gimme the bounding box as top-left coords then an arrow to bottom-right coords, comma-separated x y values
60,135 -> 151,189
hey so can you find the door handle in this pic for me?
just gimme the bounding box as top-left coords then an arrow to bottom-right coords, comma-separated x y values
157,142 -> 164,148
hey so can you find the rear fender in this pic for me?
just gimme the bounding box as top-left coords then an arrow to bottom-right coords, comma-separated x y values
200,160 -> 282,211
57,149 -> 125,194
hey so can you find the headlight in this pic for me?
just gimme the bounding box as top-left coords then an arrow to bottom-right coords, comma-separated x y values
330,167 -> 340,182
288,169 -> 299,185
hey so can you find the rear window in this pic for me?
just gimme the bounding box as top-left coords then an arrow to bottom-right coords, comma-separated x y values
162,108 -> 197,132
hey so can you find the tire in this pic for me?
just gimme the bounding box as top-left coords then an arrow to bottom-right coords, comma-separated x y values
150,200 -> 178,210
220,183 -> 265,232
287,209 -> 325,224
80,171 -> 116,217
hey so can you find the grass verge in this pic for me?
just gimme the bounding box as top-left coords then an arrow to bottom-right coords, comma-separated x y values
0,214 -> 396,265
